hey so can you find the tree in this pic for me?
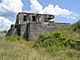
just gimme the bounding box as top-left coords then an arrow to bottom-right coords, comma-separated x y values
72,20 -> 80,32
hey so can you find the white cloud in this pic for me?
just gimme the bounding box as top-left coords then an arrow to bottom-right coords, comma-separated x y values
0,16 -> 13,30
43,4 -> 73,16
0,0 -> 78,30
0,0 -> 23,30
29,0 -> 43,13
0,0 -> 23,16
29,0 -> 78,19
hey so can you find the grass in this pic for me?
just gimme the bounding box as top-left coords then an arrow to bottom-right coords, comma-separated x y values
0,31 -> 80,60
0,40 -> 80,60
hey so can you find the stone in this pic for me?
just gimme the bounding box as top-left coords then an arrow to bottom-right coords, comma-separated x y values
7,12 -> 69,40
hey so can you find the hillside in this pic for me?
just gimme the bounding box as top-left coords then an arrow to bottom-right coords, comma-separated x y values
0,30 -> 80,60
0,40 -> 80,60
0,20 -> 80,60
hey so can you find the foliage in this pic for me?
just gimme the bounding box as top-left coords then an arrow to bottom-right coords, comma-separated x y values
6,35 -> 25,41
72,20 -> 80,32
0,41 -> 80,60
34,30 -> 77,50
0,30 -> 79,60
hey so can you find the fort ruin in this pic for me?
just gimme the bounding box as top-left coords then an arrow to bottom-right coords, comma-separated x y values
7,12 -> 69,40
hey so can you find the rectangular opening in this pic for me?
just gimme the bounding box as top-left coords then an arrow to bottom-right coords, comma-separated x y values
24,23 -> 30,40
48,18 -> 52,20
24,15 -> 26,21
32,16 -> 36,21
17,25 -> 21,35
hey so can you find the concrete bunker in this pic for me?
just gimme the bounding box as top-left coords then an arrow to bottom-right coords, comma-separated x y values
7,12 -> 69,40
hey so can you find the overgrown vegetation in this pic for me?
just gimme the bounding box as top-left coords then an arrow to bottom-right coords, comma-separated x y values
6,35 -> 25,41
0,39 -> 80,60
34,30 -> 77,51
0,20 -> 80,60
72,20 -> 80,32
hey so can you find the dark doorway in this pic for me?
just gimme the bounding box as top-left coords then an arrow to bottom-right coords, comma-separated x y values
17,25 -> 21,35
24,15 -> 26,21
26,23 -> 30,40
24,23 -> 30,40
32,16 -> 36,21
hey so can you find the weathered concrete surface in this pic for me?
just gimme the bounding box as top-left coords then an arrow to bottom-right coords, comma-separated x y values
7,12 -> 69,40
29,22 -> 69,40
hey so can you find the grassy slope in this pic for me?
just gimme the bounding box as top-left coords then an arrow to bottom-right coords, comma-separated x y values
0,40 -> 80,60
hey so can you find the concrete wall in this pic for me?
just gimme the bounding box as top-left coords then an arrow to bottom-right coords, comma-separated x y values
7,12 -> 69,40
7,22 -> 69,40
28,22 -> 69,40
16,13 -> 54,25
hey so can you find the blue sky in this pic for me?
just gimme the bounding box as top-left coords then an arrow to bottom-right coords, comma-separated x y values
23,0 -> 80,13
22,0 -> 80,23
0,0 -> 80,30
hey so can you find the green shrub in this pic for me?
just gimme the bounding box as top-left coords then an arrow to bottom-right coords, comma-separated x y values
34,30 -> 77,50
72,20 -> 80,32
6,35 -> 25,41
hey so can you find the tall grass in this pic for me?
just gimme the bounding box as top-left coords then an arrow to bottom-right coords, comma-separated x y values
34,30 -> 77,50
0,40 -> 79,60
0,31 -> 80,60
